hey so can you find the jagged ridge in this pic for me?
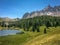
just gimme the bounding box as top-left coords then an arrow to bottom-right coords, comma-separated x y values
23,5 -> 60,18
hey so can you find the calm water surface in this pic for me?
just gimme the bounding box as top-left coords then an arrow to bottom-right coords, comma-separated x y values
0,30 -> 21,36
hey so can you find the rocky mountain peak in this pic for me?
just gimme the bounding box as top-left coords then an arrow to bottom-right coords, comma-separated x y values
43,5 -> 53,12
23,5 -> 60,18
23,12 -> 30,18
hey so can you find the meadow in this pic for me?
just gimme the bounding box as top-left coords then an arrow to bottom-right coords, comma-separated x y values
0,26 -> 60,45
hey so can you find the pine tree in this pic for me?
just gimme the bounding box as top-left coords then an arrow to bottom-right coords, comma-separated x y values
44,28 -> 47,34
36,27 -> 40,32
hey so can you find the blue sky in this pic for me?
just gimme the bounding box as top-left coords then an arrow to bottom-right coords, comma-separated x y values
0,0 -> 60,18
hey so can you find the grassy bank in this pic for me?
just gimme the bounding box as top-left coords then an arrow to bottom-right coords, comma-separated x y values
0,26 -> 60,45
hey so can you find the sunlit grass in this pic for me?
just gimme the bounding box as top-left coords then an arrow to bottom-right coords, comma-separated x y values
0,26 -> 60,45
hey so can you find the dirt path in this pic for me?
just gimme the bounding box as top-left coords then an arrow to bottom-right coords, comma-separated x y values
24,34 -> 60,45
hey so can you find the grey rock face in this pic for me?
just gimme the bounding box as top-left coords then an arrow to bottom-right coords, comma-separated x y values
23,5 -> 60,18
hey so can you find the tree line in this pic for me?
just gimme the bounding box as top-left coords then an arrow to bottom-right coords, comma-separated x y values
0,16 -> 60,33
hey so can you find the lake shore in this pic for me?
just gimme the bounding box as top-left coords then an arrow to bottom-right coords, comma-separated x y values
0,26 -> 60,45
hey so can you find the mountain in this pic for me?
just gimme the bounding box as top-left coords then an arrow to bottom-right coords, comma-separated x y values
23,5 -> 60,18
0,17 -> 20,22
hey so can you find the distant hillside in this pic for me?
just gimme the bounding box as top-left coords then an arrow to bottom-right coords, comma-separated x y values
0,17 -> 20,22
23,5 -> 60,18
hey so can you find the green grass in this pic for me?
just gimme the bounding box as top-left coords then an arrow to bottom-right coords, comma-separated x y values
24,26 -> 60,45
41,34 -> 60,45
0,26 -> 60,45
0,31 -> 43,45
